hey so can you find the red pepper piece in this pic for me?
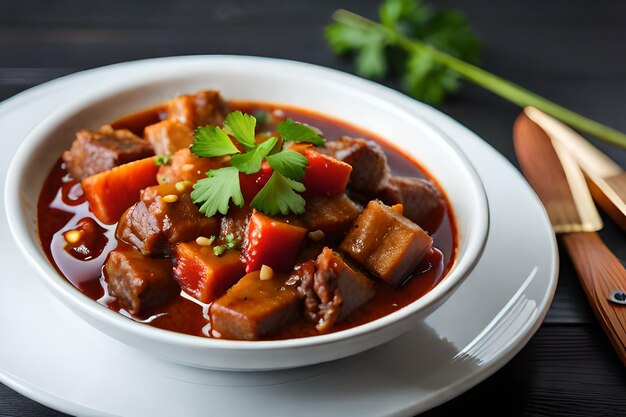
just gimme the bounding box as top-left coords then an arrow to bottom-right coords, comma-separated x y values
243,211 -> 308,273
292,145 -> 352,197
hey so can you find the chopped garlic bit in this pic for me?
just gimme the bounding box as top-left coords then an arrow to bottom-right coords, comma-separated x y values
162,194 -> 179,203
307,230 -> 325,242
175,180 -> 192,192
64,229 -> 82,244
195,236 -> 215,246
259,265 -> 274,281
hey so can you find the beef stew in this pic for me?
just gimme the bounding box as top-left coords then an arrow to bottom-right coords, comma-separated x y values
37,90 -> 457,341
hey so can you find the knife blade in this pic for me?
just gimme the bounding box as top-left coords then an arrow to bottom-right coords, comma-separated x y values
524,106 -> 626,230
513,112 -> 626,366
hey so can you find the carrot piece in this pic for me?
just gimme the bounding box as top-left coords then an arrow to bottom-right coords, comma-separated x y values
243,211 -> 308,273
174,242 -> 245,303
82,157 -> 159,224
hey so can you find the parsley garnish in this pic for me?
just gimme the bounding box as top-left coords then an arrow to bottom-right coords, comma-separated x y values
213,245 -> 227,257
190,111 -> 325,217
326,0 -> 479,104
251,171 -> 306,216
225,233 -> 236,249
155,154 -> 172,166
277,118 -> 326,147
325,0 -> 626,148
230,137 -> 277,174
266,150 -> 309,181
223,111 -> 257,150
191,167 -> 244,216
190,126 -> 240,157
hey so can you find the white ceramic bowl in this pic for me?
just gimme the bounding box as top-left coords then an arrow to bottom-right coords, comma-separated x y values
5,56 -> 488,371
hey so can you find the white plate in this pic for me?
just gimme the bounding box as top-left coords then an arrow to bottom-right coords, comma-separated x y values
0,57 -> 558,417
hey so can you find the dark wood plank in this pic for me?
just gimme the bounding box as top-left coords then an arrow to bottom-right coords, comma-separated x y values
424,325 -> 626,417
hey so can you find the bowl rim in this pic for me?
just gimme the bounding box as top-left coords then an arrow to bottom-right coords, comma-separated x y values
4,55 -> 489,350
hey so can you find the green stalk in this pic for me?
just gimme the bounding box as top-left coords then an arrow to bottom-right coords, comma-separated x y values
333,9 -> 626,149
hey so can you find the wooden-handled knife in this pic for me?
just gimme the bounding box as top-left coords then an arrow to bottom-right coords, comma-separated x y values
524,106 -> 626,230
513,112 -> 626,366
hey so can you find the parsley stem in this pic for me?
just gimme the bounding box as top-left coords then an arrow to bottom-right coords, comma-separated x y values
332,9 -> 626,149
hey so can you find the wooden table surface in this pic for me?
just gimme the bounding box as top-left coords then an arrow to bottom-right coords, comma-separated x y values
1,1 -> 625,415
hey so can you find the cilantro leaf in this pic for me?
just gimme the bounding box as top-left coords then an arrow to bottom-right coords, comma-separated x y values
266,150 -> 309,181
230,137 -> 277,174
223,110 -> 257,150
326,0 -> 480,103
405,52 -> 458,104
277,119 -> 325,147
191,167 -> 244,216
190,126 -> 240,158
326,21 -> 388,79
251,171 -> 306,216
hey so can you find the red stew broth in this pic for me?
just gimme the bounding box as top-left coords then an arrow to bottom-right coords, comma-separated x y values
37,101 -> 457,340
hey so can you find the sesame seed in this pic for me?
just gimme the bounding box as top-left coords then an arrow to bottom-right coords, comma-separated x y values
162,194 -> 178,203
259,265 -> 274,281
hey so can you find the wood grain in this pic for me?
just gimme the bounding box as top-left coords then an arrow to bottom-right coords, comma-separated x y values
561,232 -> 626,365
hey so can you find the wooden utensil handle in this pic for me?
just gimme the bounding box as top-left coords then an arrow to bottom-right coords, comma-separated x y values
561,232 -> 626,365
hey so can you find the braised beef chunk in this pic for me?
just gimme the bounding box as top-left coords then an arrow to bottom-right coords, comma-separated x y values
210,271 -> 300,340
157,148 -> 228,184
164,90 -> 227,128
104,248 -> 179,315
340,200 -> 433,286
144,118 -> 194,155
193,90 -> 228,127
297,248 -> 376,331
116,183 -> 219,256
379,177 -> 446,233
219,206 -> 250,249
326,136 -> 390,195
301,195 -> 362,239
62,125 -> 153,180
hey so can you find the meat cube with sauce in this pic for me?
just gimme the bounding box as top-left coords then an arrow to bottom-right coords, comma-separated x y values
340,200 -> 433,286
62,125 -> 153,180
157,148 -> 228,184
379,177 -> 446,234
325,136 -> 390,196
296,248 -> 376,331
116,183 -> 219,256
104,248 -> 179,316
301,195 -> 362,239
164,90 -> 228,128
219,205 -> 251,249
210,271 -> 301,340
144,118 -> 194,155
174,242 -> 245,303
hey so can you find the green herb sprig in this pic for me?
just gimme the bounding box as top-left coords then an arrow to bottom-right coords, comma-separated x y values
325,0 -> 626,148
190,111 -> 323,217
